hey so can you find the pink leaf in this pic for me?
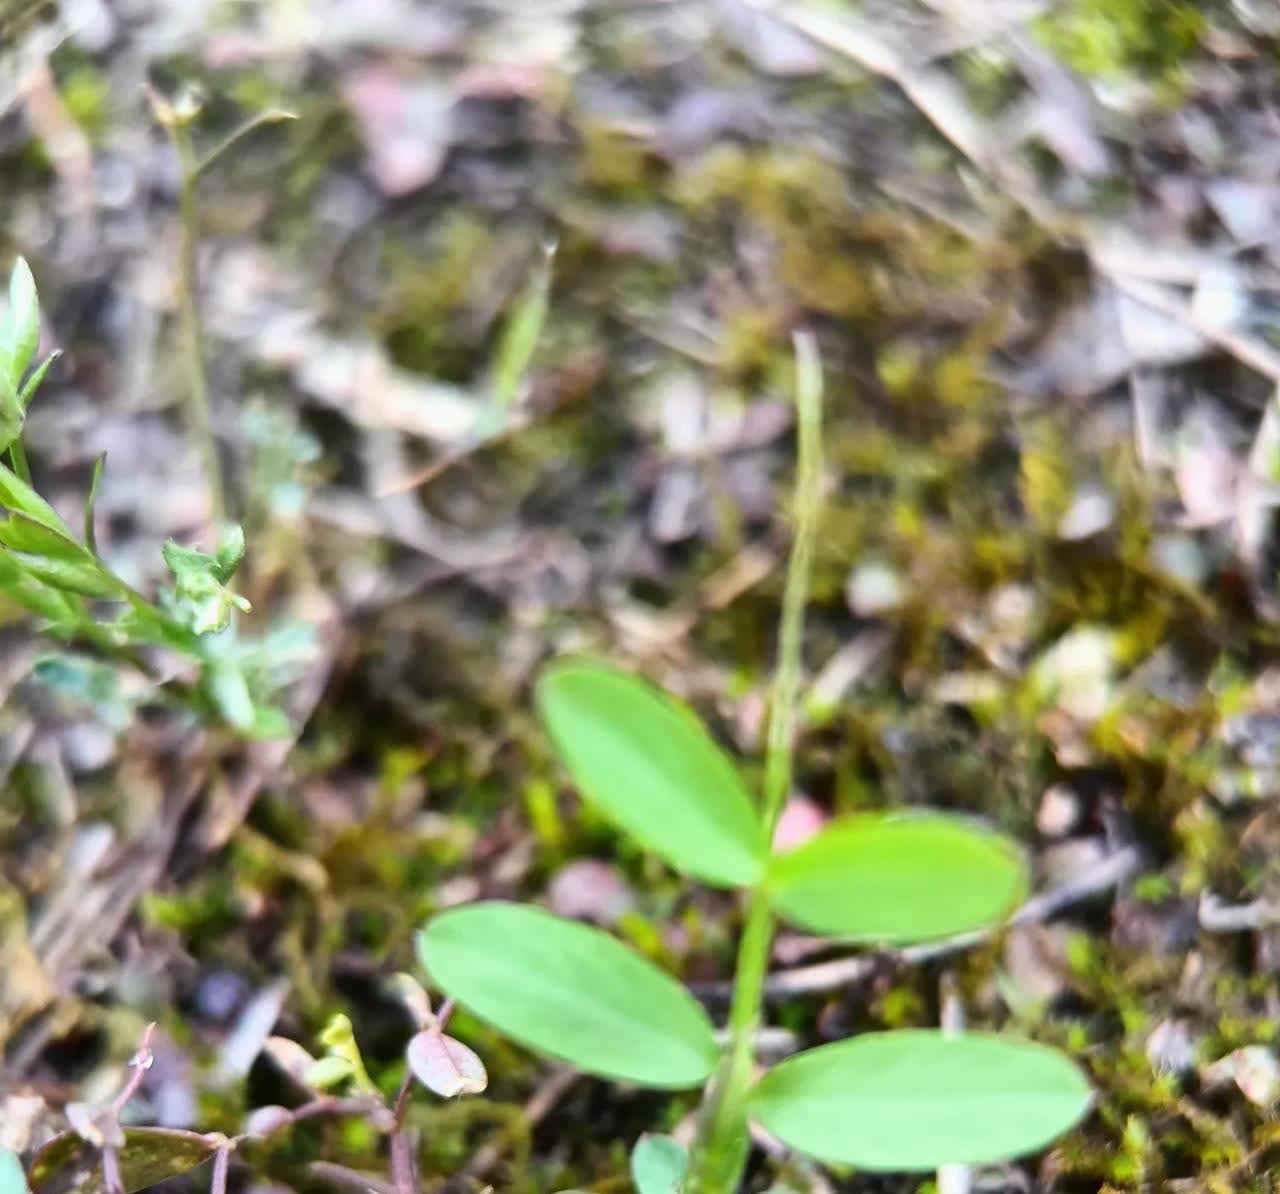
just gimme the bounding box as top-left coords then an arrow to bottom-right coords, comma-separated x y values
406,1031 -> 487,1098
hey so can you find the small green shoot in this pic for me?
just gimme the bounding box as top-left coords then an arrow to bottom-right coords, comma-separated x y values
0,258 -> 299,736
417,334 -> 1092,1184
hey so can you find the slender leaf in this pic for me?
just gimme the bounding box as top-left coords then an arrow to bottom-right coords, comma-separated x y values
28,1128 -> 217,1194
0,377 -> 21,455
6,257 -> 39,390
749,1030 -> 1092,1171
213,523 -> 246,582
489,243 -> 553,416
202,657 -> 256,731
537,658 -> 764,887
0,514 -> 89,561
0,463 -> 72,534
6,552 -> 120,600
764,813 -> 1027,943
630,1135 -> 687,1194
84,454 -> 104,555
18,351 -> 60,406
0,552 -> 80,623
418,902 -> 719,1088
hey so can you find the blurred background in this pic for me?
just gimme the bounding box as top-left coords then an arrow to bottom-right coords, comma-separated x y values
5,0 -> 1280,1189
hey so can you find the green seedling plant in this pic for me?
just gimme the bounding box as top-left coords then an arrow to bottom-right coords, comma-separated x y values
0,258 -> 299,735
7,977 -> 486,1194
418,334 -> 1093,1191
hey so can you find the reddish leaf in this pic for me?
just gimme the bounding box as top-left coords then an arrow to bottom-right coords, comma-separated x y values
406,1031 -> 487,1098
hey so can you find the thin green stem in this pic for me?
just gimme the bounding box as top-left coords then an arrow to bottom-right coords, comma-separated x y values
761,330 -> 823,838
169,118 -> 227,523
685,332 -> 824,1194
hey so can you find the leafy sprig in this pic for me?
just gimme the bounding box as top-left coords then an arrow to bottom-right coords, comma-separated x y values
0,258 -> 294,736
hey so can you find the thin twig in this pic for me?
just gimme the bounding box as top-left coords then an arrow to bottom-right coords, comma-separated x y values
1099,268 -> 1280,385
308,1162 -> 399,1194
101,1145 -> 123,1194
110,1022 -> 157,1115
1199,891 -> 1280,933
388,1072 -> 416,1194
209,1145 -> 231,1194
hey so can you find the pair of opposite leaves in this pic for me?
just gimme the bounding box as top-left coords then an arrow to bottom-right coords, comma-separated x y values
420,658 -> 1092,1172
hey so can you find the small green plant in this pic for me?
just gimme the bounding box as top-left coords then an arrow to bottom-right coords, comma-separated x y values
418,334 -> 1092,1188
10,979 -> 485,1194
0,258 -> 298,735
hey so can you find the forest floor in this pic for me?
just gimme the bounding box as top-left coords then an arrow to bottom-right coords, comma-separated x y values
6,0 -> 1280,1191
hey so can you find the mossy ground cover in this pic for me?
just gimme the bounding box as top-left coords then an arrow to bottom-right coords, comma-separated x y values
4,1 -> 1280,1190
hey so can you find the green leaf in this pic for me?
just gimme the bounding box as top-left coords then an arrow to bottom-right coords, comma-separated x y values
5,552 -> 120,600
749,1030 -> 1092,1171
0,552 -> 80,624
0,513 -> 90,561
6,258 -> 39,391
537,658 -> 764,887
630,1135 -> 687,1194
83,454 -> 104,554
487,243 -> 553,421
764,813 -> 1027,943
0,380 -> 21,456
302,1013 -> 377,1093
202,656 -> 256,731
28,1128 -> 217,1194
418,902 -> 719,1088
163,537 -> 250,635
0,1149 -> 29,1194
213,523 -> 245,582
0,464 -> 73,534
35,653 -> 138,730
18,351 -> 60,407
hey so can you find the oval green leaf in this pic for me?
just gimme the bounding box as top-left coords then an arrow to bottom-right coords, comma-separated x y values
418,902 -> 719,1088
630,1134 -> 687,1194
749,1031 -> 1092,1171
29,1128 -> 217,1194
537,658 -> 763,887
765,813 -> 1027,942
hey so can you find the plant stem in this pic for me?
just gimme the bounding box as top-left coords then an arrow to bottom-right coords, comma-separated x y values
684,332 -> 824,1194
209,1145 -> 231,1194
168,117 -> 226,523
388,1071 -> 416,1194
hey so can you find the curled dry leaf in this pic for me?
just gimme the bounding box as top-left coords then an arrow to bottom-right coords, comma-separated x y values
406,1030 -> 488,1098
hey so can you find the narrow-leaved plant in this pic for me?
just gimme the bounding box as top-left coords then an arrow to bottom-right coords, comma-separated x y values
417,333 -> 1093,1190
0,258 -> 293,735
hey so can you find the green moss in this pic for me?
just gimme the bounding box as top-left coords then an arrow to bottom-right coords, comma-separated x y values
1034,0 -> 1205,81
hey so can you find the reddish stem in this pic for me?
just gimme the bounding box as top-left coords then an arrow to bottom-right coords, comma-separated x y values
388,1072 -> 416,1194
